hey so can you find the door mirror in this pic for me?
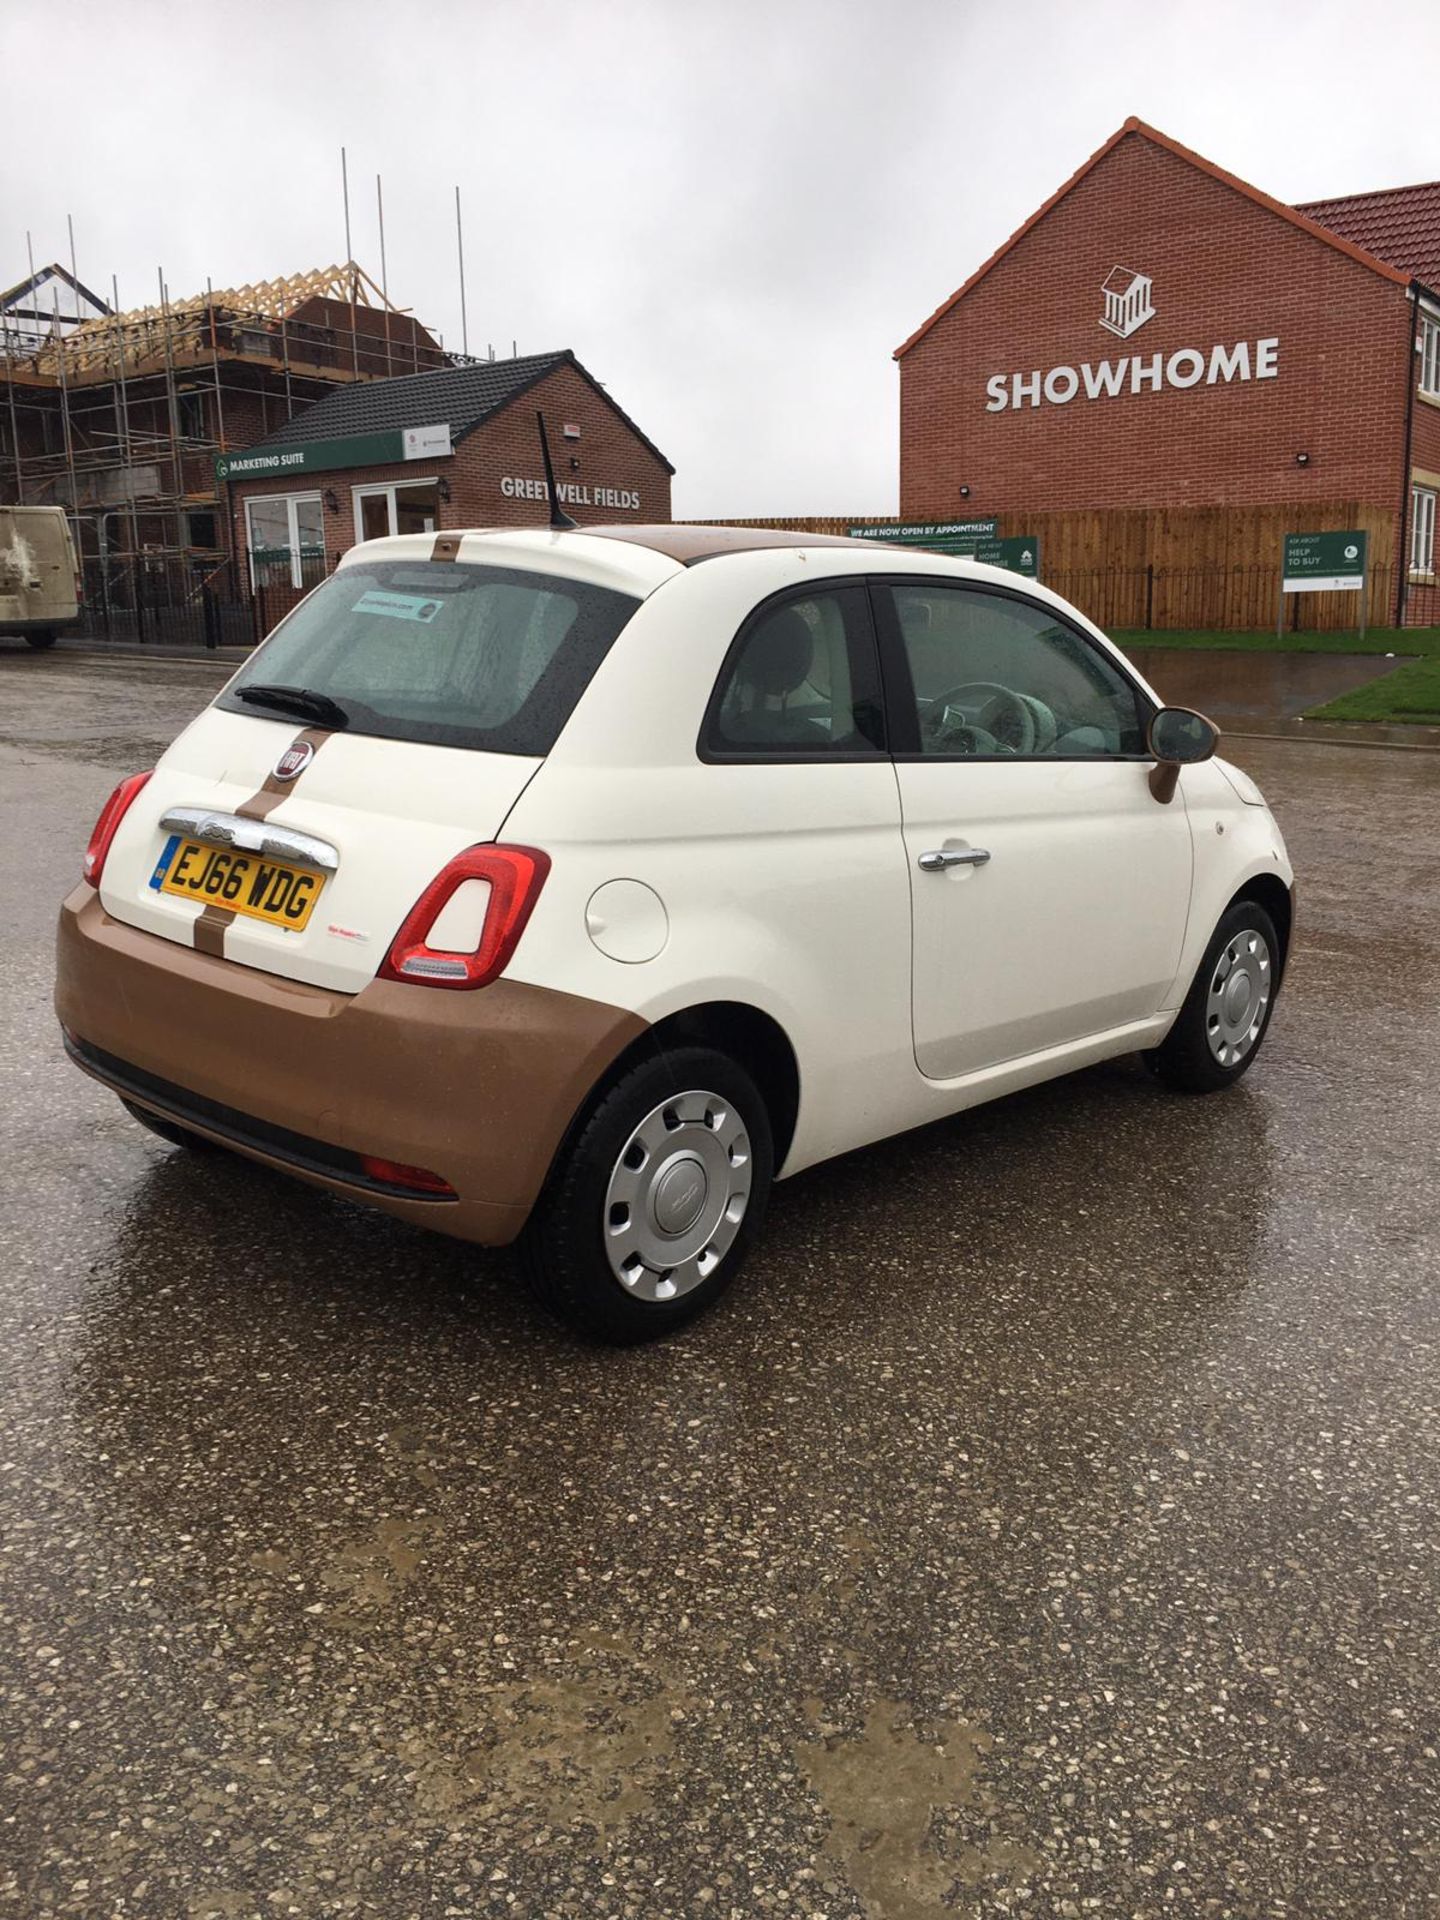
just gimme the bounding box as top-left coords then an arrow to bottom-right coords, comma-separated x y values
1149,706 -> 1219,763
1147,707 -> 1219,802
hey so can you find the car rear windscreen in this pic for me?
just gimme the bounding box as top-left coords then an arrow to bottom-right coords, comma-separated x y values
218,560 -> 641,755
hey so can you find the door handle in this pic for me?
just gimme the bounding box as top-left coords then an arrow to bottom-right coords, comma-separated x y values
917,847 -> 991,872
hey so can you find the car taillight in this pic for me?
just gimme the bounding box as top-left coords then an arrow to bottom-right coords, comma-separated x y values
83,770 -> 153,887
380,844 -> 550,991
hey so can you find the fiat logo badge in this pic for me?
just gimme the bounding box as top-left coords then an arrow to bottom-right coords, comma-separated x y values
273,740 -> 315,782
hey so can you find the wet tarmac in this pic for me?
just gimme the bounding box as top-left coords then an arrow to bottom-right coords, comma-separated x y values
1127,644 -> 1407,724
4,650 -> 1440,1918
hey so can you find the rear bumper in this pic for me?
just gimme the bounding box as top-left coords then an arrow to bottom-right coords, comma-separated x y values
55,887 -> 645,1245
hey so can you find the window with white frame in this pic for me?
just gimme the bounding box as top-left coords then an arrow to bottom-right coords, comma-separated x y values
245,492 -> 325,590
1411,485 -> 1437,579
352,479 -> 440,544
1419,316 -> 1440,400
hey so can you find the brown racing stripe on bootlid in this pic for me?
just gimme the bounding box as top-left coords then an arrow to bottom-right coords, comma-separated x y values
234,726 -> 334,822
190,727 -> 333,954
193,905 -> 235,956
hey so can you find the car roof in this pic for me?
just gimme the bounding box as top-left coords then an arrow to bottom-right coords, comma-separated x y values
578,523 -> 875,563
334,525 -> 1085,621
333,524 -> 885,601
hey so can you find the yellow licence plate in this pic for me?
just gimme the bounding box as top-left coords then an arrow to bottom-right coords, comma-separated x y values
155,835 -> 324,932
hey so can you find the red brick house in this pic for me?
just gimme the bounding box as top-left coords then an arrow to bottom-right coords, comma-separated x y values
897,119 -> 1440,626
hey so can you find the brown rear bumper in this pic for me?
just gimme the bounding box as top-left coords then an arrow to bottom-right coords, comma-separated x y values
55,888 -> 645,1245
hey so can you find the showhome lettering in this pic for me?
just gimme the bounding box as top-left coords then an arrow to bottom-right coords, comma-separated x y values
985,338 -> 1279,411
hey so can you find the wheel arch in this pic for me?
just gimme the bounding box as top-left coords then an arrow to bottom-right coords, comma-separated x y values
1226,873 -> 1293,979
546,998 -> 802,1192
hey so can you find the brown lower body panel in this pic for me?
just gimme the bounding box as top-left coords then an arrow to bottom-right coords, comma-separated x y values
55,888 -> 647,1245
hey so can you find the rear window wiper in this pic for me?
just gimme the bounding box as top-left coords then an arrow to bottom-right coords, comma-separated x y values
234,684 -> 351,729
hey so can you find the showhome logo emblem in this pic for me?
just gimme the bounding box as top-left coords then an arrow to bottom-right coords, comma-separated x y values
984,264 -> 1280,415
1100,266 -> 1155,340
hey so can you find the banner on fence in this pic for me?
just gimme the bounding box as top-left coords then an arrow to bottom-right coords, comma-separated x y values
846,521 -> 1040,579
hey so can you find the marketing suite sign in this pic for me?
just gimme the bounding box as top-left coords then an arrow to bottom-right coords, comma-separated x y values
983,266 -> 1280,411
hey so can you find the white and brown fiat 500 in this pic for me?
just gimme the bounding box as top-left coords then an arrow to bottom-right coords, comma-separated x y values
57,525 -> 1293,1341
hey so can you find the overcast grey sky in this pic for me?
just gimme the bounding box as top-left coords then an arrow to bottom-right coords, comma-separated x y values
3,0 -> 1436,517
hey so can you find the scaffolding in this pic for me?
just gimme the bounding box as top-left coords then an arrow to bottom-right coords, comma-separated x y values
0,260 -> 470,586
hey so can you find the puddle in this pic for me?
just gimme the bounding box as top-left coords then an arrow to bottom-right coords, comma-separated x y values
796,1697 -> 1037,1916
1125,646 -> 1408,722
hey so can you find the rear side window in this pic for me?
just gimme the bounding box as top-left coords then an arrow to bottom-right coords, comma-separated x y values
701,586 -> 885,758
218,560 -> 640,755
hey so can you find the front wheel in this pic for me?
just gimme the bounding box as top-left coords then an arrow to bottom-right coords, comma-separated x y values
519,1046 -> 774,1343
25,632 -> 58,651
1148,899 -> 1281,1093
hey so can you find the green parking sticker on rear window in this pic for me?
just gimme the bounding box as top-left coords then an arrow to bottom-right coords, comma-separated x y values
351,588 -> 444,624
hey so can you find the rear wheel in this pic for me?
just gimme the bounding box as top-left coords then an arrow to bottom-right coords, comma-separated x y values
1149,899 -> 1281,1093
121,1097 -> 221,1152
519,1045 -> 773,1343
25,632 -> 57,651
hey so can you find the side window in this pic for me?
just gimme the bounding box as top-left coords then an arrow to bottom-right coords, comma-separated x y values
705,586 -> 884,757
887,584 -> 1148,758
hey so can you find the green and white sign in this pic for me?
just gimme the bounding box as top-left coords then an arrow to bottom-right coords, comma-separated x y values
216,421 -> 452,484
1282,530 -> 1367,593
847,520 -> 1040,579
848,519 -> 998,545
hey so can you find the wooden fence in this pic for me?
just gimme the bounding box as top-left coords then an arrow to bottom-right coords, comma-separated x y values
680,504 -> 1425,631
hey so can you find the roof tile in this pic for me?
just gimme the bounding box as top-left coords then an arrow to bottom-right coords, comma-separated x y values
1296,183 -> 1440,289
245,349 -> 673,473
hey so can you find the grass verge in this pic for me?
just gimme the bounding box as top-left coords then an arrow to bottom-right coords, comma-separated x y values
1303,657 -> 1440,725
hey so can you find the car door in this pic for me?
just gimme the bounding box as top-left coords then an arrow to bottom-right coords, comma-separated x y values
873,577 -> 1194,1081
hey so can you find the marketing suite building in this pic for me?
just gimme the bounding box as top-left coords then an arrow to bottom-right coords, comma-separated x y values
222,349 -> 673,619
897,118 -> 1440,627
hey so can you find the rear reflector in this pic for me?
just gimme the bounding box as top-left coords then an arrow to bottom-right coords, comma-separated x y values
380,844 -> 550,991
83,770 -> 153,886
357,1155 -> 456,1197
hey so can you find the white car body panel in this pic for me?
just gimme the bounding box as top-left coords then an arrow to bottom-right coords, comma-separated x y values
894,755 -> 1193,1079
98,705 -> 542,994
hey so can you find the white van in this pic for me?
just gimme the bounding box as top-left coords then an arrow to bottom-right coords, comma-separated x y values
0,506 -> 81,648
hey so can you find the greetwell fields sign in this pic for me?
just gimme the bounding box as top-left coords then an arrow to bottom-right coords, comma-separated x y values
1281,530 -> 1367,593
216,422 -> 453,483
847,520 -> 1040,579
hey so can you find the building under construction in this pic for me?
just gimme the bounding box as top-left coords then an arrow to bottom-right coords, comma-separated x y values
0,261 -> 457,637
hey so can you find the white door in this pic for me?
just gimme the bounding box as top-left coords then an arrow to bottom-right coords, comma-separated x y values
877,580 -> 1194,1080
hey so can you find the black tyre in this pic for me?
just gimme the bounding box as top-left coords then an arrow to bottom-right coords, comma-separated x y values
519,1045 -> 774,1344
25,632 -> 58,651
121,1097 -> 222,1152
1149,899 -> 1282,1094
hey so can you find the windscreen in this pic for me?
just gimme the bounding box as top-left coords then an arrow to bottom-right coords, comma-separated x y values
218,559 -> 641,755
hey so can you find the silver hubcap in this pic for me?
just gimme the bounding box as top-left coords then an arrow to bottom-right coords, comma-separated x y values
1206,928 -> 1272,1067
604,1090 -> 751,1302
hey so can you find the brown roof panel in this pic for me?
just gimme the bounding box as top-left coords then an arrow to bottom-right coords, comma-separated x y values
1296,182 -> 1440,288
578,524 -> 873,565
